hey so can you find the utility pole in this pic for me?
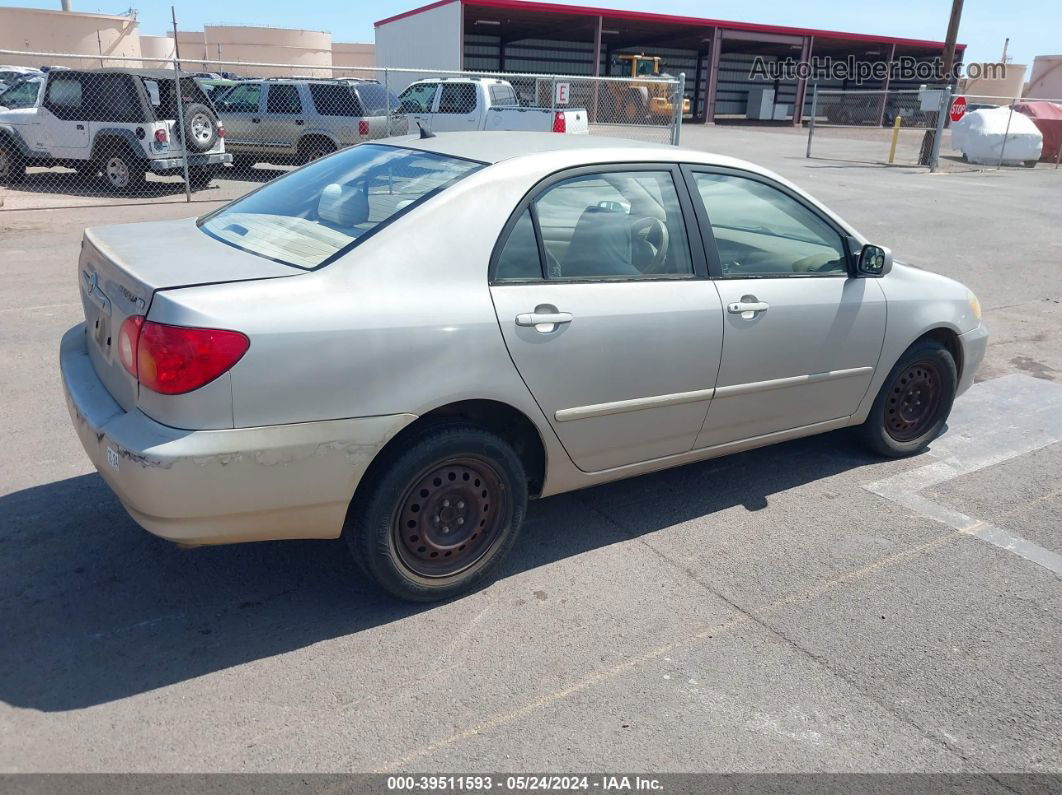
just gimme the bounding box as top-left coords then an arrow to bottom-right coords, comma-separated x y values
170,5 -> 182,67
919,0 -> 964,165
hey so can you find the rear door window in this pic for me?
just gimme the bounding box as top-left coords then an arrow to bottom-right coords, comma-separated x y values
437,83 -> 477,114
489,84 -> 518,106
266,84 -> 302,115
309,83 -> 362,117
44,75 -> 83,119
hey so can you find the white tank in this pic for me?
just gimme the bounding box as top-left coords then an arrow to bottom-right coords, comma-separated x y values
203,25 -> 332,77
1026,55 -> 1062,100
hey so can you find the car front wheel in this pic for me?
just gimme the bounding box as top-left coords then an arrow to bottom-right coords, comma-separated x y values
345,424 -> 528,602
859,339 -> 957,457
102,149 -> 145,193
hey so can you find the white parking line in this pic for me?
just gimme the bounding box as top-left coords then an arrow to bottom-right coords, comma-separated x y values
865,374 -> 1062,578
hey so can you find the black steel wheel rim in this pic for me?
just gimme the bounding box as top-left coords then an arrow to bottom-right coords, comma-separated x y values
393,456 -> 509,578
885,360 -> 944,442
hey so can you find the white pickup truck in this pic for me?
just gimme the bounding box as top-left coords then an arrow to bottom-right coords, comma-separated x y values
396,77 -> 588,134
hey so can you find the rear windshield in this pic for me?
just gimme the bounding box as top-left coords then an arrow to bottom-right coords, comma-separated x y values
353,83 -> 399,115
198,144 -> 483,270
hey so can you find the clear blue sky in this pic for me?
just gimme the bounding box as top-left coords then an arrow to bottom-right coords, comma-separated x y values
12,0 -> 1049,66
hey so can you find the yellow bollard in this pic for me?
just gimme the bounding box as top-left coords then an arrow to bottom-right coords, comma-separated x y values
888,115 -> 903,164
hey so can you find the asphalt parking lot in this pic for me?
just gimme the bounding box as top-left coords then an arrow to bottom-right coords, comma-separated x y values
1,126 -> 1060,774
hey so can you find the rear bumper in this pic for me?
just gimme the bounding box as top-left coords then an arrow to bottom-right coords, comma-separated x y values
60,324 -> 415,545
957,323 -> 989,395
149,152 -> 232,172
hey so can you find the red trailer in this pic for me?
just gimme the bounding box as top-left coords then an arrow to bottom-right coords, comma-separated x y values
1013,101 -> 1062,162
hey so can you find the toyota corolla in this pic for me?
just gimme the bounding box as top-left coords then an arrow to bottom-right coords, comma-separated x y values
61,132 -> 987,601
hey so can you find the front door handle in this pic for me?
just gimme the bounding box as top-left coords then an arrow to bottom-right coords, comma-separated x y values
295,119 -> 304,125
727,299 -> 769,319
251,117 -> 261,123
515,311 -> 573,332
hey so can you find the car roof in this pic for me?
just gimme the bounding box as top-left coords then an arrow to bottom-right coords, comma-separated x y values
387,130 -> 748,168
64,67 -> 193,80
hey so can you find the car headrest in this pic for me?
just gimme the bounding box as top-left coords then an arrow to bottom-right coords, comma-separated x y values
318,183 -> 369,228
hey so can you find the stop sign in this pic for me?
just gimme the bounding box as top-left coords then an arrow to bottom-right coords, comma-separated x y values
950,96 -> 967,123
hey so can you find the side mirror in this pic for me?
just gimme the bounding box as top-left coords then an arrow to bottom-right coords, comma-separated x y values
857,243 -> 892,277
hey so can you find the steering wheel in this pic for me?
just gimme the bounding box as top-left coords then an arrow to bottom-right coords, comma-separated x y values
630,216 -> 669,273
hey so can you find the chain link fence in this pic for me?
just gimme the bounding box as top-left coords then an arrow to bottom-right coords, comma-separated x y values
0,48 -> 684,211
805,85 -> 1062,172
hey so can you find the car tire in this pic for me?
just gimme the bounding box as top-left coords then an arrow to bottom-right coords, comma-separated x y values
181,103 -> 220,153
0,141 -> 26,185
299,138 -> 336,164
101,147 -> 145,193
187,167 -> 215,189
344,423 -> 528,602
75,161 -> 99,178
858,339 -> 957,458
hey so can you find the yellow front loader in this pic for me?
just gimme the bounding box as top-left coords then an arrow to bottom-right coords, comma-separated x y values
610,54 -> 690,121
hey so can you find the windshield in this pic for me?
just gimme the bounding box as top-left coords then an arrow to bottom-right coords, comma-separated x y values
0,76 -> 43,109
199,144 -> 483,270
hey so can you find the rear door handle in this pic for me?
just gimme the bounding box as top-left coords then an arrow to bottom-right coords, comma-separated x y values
727,300 -> 769,319
251,118 -> 261,123
295,119 -> 304,125
515,311 -> 573,330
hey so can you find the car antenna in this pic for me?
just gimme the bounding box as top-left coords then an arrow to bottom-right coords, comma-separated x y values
417,122 -> 436,139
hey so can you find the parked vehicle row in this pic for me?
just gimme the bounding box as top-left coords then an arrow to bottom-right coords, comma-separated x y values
61,132 -> 986,602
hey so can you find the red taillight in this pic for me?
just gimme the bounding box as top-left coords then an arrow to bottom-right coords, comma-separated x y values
552,111 -> 566,133
118,314 -> 145,376
217,124 -> 225,138
119,318 -> 248,395
358,119 -> 369,136
154,128 -> 168,144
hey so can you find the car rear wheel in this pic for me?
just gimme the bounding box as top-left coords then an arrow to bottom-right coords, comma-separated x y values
102,148 -> 145,193
300,139 -> 336,164
344,423 -> 528,602
858,339 -> 957,457
0,142 -> 26,185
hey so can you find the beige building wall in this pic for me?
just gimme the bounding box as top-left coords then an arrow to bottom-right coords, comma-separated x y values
0,6 -> 140,69
332,42 -> 375,76
1026,56 -> 1062,100
959,63 -> 1027,103
202,25 -> 332,77
168,30 -> 209,72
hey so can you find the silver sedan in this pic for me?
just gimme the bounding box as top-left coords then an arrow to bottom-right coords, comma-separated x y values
61,132 -> 988,601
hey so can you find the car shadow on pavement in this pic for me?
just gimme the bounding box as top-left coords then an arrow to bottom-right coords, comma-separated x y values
0,430 -> 882,712
14,171 -> 193,198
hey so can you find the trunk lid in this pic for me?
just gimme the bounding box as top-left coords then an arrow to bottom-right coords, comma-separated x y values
79,217 -> 296,411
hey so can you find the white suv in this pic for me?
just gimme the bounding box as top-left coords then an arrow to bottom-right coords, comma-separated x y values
0,67 -> 231,192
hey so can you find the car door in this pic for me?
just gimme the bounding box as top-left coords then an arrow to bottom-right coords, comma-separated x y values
684,166 -> 887,449
0,76 -> 45,149
215,81 -> 263,152
396,81 -> 439,132
262,83 -> 304,156
40,73 -> 90,156
432,82 -> 479,132
489,165 -> 723,473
